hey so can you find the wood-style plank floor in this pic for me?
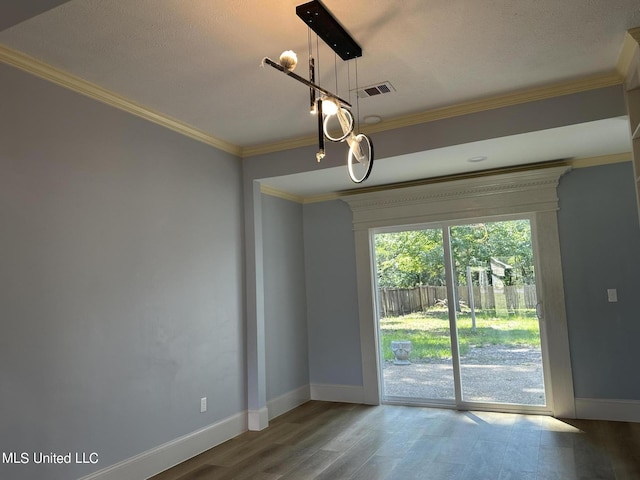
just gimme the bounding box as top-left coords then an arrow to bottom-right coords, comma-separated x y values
151,401 -> 640,480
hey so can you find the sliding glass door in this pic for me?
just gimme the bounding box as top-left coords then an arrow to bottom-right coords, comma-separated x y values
376,227 -> 455,402
374,217 -> 548,411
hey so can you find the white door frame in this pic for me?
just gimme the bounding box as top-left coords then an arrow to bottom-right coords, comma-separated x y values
342,166 -> 576,418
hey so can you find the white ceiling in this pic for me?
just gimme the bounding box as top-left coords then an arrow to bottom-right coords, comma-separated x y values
1,1 -> 638,194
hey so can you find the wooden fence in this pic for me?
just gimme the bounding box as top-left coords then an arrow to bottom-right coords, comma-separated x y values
378,285 -> 537,317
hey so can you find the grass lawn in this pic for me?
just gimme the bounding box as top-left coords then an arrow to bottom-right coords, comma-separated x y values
380,308 -> 541,361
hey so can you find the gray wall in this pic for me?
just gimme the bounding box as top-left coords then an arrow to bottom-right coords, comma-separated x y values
300,164 -> 640,404
303,200 -> 363,387
558,162 -> 640,400
0,0 -> 73,31
261,194 -> 309,401
0,63 -> 245,480
242,84 -> 629,414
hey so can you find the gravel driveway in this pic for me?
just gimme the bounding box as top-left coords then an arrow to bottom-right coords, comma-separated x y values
382,345 -> 546,405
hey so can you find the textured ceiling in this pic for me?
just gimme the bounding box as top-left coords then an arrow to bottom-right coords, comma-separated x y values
1,0 -> 639,150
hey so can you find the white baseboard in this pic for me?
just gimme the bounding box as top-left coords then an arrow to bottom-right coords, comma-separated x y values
78,411 -> 247,480
267,384 -> 311,421
310,383 -> 364,404
77,385 -> 356,480
248,407 -> 269,431
575,397 -> 640,423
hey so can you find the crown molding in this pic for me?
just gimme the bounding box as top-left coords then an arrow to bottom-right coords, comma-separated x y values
259,184 -> 304,203
302,192 -> 341,204
242,135 -> 317,158
0,45 -> 241,157
259,183 -> 340,204
242,73 -> 623,158
364,73 -> 623,135
617,27 -> 640,79
344,166 -> 569,210
341,165 -> 571,230
569,152 -> 631,168
1,44 -> 625,161
337,160 -> 571,199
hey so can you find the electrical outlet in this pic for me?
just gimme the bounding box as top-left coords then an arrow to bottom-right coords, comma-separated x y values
607,289 -> 617,303
200,397 -> 207,413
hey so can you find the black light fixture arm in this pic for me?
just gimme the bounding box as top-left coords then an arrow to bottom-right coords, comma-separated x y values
262,57 -> 352,109
316,95 -> 325,162
309,56 -> 316,113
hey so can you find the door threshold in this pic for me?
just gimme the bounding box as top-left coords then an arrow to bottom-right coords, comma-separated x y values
383,396 -> 552,416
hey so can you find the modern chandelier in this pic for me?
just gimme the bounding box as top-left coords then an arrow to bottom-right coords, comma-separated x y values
262,0 -> 374,183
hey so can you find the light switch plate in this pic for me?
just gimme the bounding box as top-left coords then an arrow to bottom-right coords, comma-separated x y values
607,289 -> 617,302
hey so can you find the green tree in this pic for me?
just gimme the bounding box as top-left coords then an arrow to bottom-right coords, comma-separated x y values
375,229 -> 445,288
375,220 -> 534,288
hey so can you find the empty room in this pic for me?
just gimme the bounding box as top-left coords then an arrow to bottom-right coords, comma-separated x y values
2,1 -> 640,479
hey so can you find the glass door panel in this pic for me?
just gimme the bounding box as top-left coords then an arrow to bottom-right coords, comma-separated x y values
375,228 -> 455,403
450,220 -> 546,406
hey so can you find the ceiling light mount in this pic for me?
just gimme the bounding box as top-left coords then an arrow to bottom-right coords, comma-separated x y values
296,0 -> 362,60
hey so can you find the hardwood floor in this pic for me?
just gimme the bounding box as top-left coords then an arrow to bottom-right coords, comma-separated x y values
151,401 -> 640,480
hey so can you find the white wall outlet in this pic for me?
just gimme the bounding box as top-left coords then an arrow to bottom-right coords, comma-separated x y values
200,397 -> 207,413
607,289 -> 618,303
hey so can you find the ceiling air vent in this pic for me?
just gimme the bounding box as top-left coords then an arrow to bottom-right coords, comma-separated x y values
355,81 -> 396,98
